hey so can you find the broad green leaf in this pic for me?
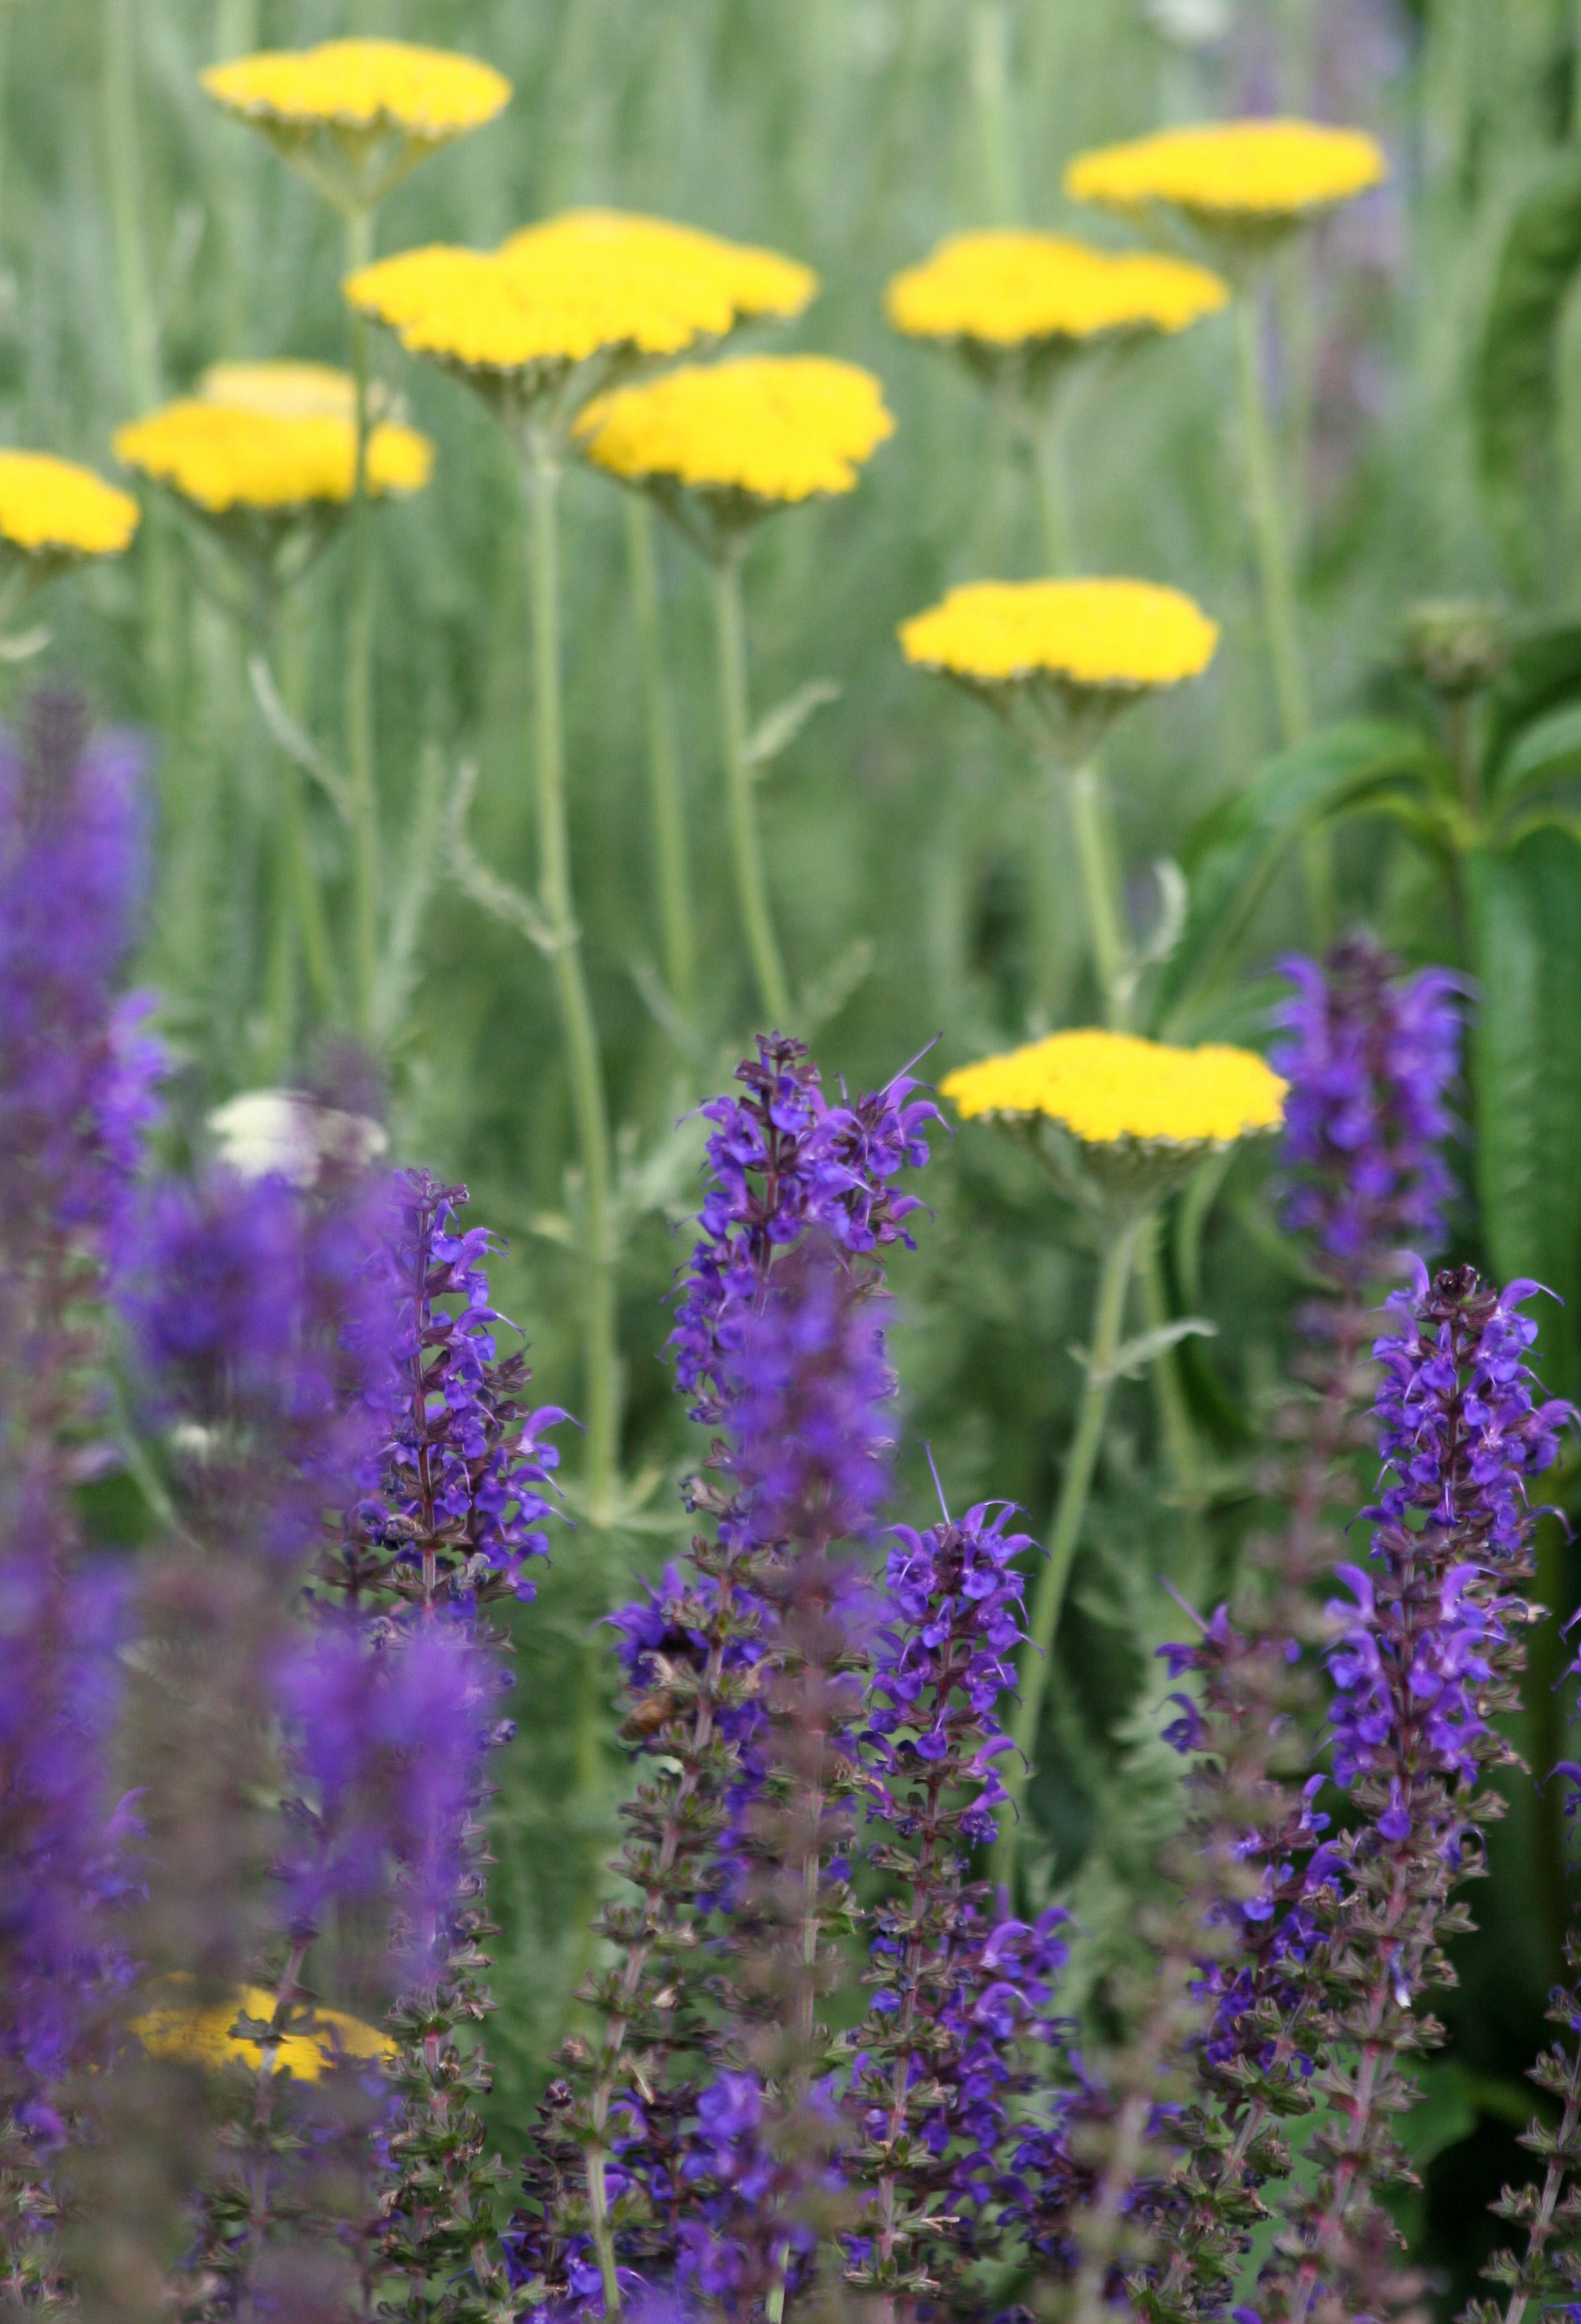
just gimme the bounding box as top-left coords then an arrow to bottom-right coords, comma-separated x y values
1490,698 -> 1581,812
1151,722 -> 1437,1035
1473,153 -> 1581,572
1466,830 -> 1581,1400
1483,618 -> 1581,786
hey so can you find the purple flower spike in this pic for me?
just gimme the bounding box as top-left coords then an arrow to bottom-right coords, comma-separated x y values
672,1033 -> 937,1436
356,1171 -> 565,1609
0,693 -> 162,1259
1272,934 -> 1460,1273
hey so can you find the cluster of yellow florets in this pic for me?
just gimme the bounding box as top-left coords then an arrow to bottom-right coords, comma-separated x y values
1065,119 -> 1387,223
201,39 -> 511,140
133,1985 -> 391,2082
578,356 -> 895,505
196,360 -> 359,420
899,577 -> 1219,691
942,1028 -> 1287,1149
347,209 -> 817,379
114,397 -> 433,515
505,210 -> 817,327
0,449 -> 140,560
886,231 -> 1229,349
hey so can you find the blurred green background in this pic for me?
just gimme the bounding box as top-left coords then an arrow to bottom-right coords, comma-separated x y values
21,0 -> 1581,2308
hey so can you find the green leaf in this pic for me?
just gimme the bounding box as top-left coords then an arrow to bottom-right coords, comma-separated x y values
1490,699 -> 1581,814
1151,722 -> 1437,1035
1484,619 -> 1581,788
1466,829 -> 1581,1400
743,678 -> 841,769
1473,153 -> 1581,571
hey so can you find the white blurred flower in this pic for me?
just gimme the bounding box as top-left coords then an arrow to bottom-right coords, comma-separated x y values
207,1088 -> 388,1186
1143,0 -> 1233,47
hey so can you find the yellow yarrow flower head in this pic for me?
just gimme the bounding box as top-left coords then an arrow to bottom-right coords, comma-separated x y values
886,231 -> 1229,407
115,390 -> 430,600
0,450 -> 140,582
943,1027 -> 1286,1203
502,210 -> 818,330
899,577 -> 1217,759
197,359 -> 362,421
133,1983 -> 392,2082
201,40 -> 511,216
1066,119 -> 1387,269
114,399 -> 432,515
576,356 -> 895,547
346,212 -> 818,440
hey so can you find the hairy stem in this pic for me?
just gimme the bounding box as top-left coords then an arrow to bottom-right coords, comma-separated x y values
969,0 -> 1019,225
344,202 -> 380,1043
626,495 -> 696,1018
994,1211 -> 1142,1890
522,436 -> 620,1518
713,544 -> 792,1028
1233,292 -> 1329,940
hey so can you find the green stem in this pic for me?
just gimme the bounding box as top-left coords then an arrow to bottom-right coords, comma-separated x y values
256,598 -> 296,1080
258,595 -> 334,1073
625,495 -> 695,1016
1234,291 -> 1330,937
1532,1514 -> 1570,1985
278,592 -> 336,1022
523,436 -> 621,1520
102,0 -> 179,723
1138,1216 -> 1203,1535
712,545 -> 792,1028
969,0 -> 1019,225
1574,0 -> 1581,141
1034,404 -> 1075,575
344,202 -> 379,1046
991,1213 -> 1142,1894
1233,292 -> 1309,750
1067,756 -> 1126,1023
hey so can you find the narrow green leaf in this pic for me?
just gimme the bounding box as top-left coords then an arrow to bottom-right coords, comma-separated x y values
1151,722 -> 1436,1035
1466,830 -> 1581,1399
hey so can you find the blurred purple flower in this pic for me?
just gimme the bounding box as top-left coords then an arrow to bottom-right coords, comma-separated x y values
1272,935 -> 1460,1274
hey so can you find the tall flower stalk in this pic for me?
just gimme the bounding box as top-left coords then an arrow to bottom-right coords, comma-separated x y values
1257,1264 -> 1571,2324
519,1035 -> 933,2318
1064,119 -> 1389,927
201,39 -> 511,1042
939,1026 -> 1287,1889
580,354 -> 894,1030
1142,936 -> 1462,2320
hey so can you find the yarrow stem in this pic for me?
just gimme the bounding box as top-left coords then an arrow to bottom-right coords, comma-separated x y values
625,494 -> 696,1021
712,542 -> 792,1028
994,1206 -> 1140,1892
522,430 -> 621,1518
345,198 -> 379,1043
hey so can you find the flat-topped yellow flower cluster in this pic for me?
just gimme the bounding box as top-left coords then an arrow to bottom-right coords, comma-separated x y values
1066,119 -> 1387,223
0,449 -> 140,560
943,1028 -> 1287,1149
886,231 -> 1229,349
115,393 -> 432,515
505,211 -> 816,327
899,577 -> 1219,691
347,210 -> 818,381
579,355 -> 895,505
202,38 -> 511,139
134,1984 -> 392,2082
196,360 -> 360,419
